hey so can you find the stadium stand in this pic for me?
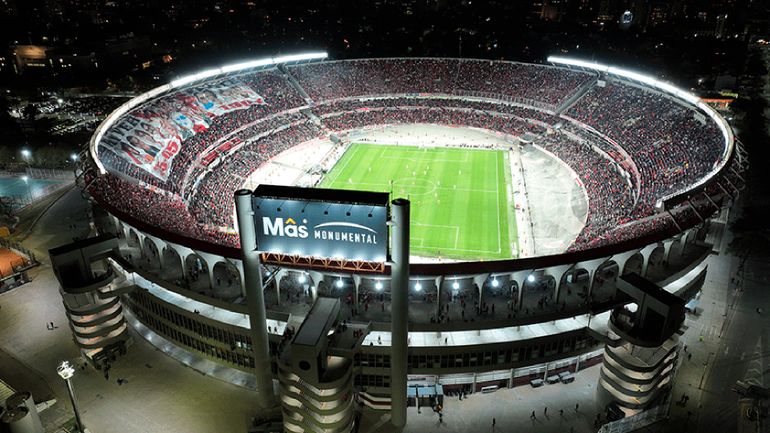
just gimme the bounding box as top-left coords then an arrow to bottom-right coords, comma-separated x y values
87,59 -> 729,254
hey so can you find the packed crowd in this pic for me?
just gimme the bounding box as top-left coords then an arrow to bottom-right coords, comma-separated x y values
88,174 -> 238,247
321,106 -> 546,138
187,121 -> 324,228
289,58 -> 592,107
97,69 -> 306,193
90,60 -> 732,253
312,96 -> 557,124
566,82 -> 724,216
535,133 -> 635,248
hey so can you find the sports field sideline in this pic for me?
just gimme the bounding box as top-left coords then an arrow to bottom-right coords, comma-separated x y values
319,143 -> 517,260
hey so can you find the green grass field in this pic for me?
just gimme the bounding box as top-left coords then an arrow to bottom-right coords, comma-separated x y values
318,143 -> 517,260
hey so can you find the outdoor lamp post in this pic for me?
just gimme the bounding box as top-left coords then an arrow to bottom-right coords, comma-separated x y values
21,175 -> 32,202
20,149 -> 32,173
57,361 -> 86,433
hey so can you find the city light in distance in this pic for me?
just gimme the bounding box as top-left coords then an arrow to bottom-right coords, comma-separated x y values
375,281 -> 383,290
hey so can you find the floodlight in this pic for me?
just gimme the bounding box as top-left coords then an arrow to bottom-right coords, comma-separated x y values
57,361 -> 75,380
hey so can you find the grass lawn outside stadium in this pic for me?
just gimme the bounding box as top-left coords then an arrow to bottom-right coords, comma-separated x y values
318,143 -> 518,261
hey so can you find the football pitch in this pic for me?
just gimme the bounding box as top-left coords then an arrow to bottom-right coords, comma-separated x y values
318,143 -> 517,260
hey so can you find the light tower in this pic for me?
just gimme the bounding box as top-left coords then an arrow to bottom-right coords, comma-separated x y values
57,361 -> 86,433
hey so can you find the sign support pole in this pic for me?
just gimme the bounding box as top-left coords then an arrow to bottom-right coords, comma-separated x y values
390,198 -> 410,428
235,189 -> 277,409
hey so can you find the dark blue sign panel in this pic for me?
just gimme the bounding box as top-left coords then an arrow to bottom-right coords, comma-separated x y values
252,185 -> 389,263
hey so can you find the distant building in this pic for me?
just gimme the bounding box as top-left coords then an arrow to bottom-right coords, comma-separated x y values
12,45 -> 49,74
10,45 -> 100,75
47,48 -> 99,72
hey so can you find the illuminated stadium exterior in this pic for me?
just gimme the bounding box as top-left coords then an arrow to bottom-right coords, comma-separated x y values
75,52 -> 747,429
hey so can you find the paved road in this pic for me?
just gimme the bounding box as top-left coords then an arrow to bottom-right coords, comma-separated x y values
0,188 -> 260,433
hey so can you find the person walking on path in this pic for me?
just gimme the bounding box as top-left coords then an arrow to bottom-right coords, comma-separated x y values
544,407 -> 548,417
575,403 -> 579,412
530,411 -> 536,420
492,418 -> 496,428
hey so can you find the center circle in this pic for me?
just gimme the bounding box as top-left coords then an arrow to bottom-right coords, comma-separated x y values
391,177 -> 436,196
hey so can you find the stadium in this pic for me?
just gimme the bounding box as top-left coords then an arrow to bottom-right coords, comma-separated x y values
72,52 -> 746,431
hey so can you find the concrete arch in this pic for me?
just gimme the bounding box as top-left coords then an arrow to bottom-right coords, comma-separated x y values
558,267 -> 590,305
184,253 -> 209,290
211,260 -> 242,302
126,228 -> 141,248
596,260 -> 620,283
316,280 -> 329,300
408,278 -> 439,322
520,272 -> 555,313
668,235 -> 686,260
320,276 -> 355,311
361,277 -> 391,296
409,279 -> 438,302
111,217 -> 125,239
141,237 -> 162,271
542,264 -> 571,302
271,269 -> 312,308
636,242 -> 660,277
160,245 -> 184,281
144,235 -> 166,269
482,274 -> 511,297
683,227 -> 698,245
623,252 -> 644,276
592,260 -> 620,302
439,277 -> 471,317
647,244 -> 667,274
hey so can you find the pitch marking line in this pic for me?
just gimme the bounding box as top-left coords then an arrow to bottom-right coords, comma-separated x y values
322,144 -> 359,187
412,223 -> 460,249
411,245 -> 500,254
321,143 -> 508,258
348,181 -> 496,195
376,147 -> 470,163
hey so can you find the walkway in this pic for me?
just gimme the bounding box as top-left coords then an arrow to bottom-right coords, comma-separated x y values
361,366 -> 602,433
0,188 -> 259,433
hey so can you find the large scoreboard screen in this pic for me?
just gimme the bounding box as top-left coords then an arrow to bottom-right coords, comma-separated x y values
251,185 -> 389,263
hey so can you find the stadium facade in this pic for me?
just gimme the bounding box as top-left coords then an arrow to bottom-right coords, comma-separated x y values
70,53 -> 746,430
